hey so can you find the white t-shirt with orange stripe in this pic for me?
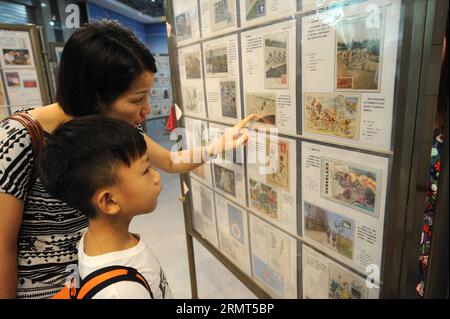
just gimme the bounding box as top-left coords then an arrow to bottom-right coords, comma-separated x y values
78,232 -> 172,299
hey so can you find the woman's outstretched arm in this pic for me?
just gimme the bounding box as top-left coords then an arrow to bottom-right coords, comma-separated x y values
0,193 -> 23,298
145,114 -> 256,174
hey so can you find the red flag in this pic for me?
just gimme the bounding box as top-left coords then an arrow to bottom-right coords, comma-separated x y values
165,104 -> 176,132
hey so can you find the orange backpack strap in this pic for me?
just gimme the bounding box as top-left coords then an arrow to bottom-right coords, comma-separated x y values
76,266 -> 153,299
51,284 -> 77,299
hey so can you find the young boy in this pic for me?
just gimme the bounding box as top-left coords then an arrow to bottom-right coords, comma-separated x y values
39,115 -> 172,299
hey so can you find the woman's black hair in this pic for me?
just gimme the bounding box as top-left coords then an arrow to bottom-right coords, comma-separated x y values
56,20 -> 157,117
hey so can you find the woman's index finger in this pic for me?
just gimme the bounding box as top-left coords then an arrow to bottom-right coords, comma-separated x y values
234,114 -> 257,129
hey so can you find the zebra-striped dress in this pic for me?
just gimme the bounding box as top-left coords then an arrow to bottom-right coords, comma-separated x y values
0,117 -> 88,299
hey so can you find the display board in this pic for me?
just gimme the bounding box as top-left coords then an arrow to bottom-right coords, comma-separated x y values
167,0 -> 444,299
148,54 -> 173,119
300,0 -> 400,150
185,117 -> 214,186
174,0 -> 201,45
178,44 -> 207,118
241,19 -> 298,135
203,34 -> 241,124
48,42 -> 64,101
0,25 -> 49,119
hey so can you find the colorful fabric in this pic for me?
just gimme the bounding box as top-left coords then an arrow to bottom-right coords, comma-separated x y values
416,133 -> 444,298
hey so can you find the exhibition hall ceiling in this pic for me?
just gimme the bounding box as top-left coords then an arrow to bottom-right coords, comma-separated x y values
117,0 -> 164,17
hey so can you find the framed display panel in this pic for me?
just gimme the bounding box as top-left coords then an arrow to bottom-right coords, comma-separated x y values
185,117 -> 214,186
208,122 -> 247,206
148,54 -> 173,119
0,24 -> 51,120
190,178 -> 220,248
300,0 -> 400,151
200,0 -> 238,38
215,193 -> 252,276
48,42 -> 64,101
301,141 -> 388,274
302,244 -> 380,299
203,34 -> 242,124
48,42 -> 64,65
174,0 -> 201,45
249,214 -> 298,298
166,0 -> 448,298
178,44 -> 207,118
241,19 -> 298,136
240,0 -> 299,28
246,130 -> 299,235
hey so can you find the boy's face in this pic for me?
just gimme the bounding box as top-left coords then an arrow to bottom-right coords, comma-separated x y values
113,153 -> 162,217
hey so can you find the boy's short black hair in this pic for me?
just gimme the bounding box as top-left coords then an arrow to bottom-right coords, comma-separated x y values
56,21 -> 157,117
39,115 -> 147,218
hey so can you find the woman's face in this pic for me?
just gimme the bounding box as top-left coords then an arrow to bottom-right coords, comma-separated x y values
101,71 -> 155,126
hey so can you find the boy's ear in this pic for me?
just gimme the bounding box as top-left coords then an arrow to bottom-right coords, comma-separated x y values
93,189 -> 120,216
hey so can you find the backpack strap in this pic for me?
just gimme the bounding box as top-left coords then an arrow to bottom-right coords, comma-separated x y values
4,112 -> 45,179
76,266 -> 153,299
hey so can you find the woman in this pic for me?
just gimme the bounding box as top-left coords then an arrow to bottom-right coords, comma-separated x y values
0,21 -> 254,299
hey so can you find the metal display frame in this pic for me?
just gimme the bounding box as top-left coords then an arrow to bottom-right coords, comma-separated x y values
165,0 -> 448,299
148,53 -> 173,120
0,23 -> 51,117
47,41 -> 65,101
